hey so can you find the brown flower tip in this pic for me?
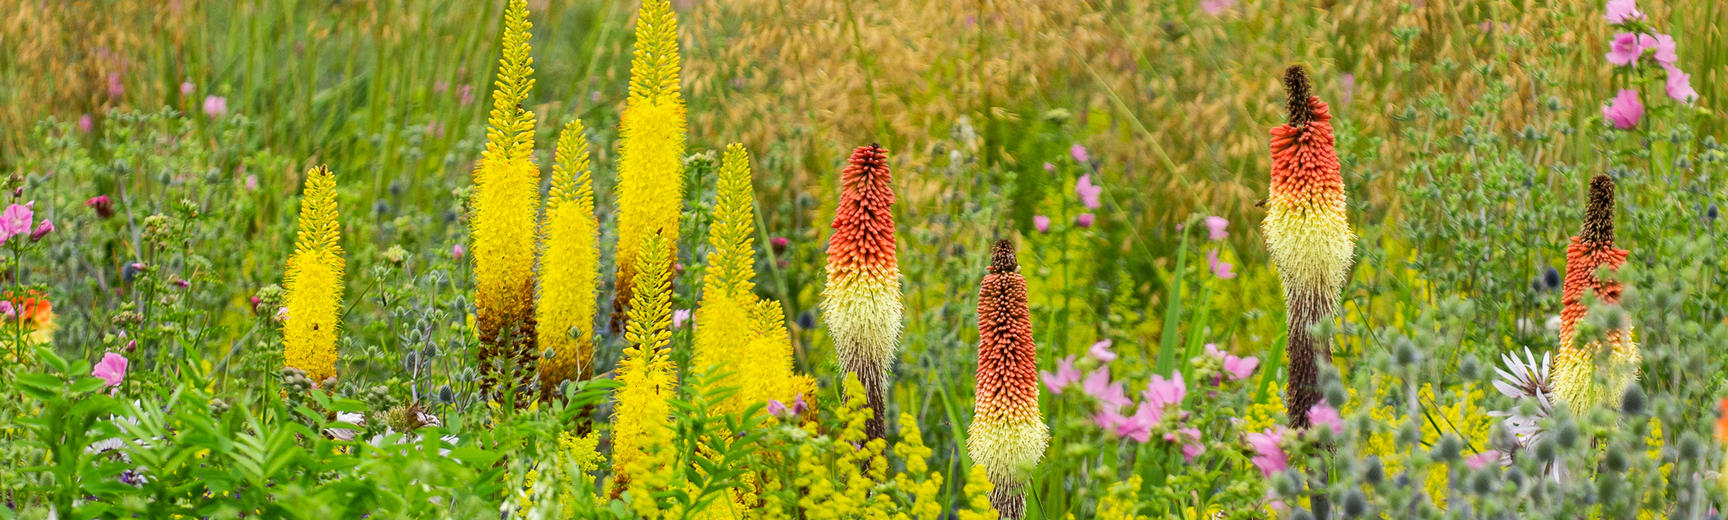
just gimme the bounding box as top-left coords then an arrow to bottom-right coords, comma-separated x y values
989,239 -> 1017,274
1284,65 -> 1313,128
1581,174 -> 1616,244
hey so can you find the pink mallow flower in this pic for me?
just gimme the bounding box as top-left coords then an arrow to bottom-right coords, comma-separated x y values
1116,401 -> 1160,442
1040,355 -> 1082,394
1088,339 -> 1116,362
672,309 -> 692,329
1207,248 -> 1236,279
1081,367 -> 1131,411
29,220 -> 53,242
1308,403 -> 1344,435
1093,408 -> 1128,432
1033,215 -> 1051,234
1605,33 -> 1653,66
1604,0 -> 1643,25
1201,0 -> 1235,15
1665,65 -> 1698,104
203,96 -> 228,117
1069,143 -> 1089,164
1246,427 -> 1289,476
1203,216 -> 1229,241
0,204 -> 34,242
1075,174 -> 1103,209
1602,89 -> 1644,129
1206,343 -> 1261,381
93,352 -> 129,387
1143,370 -> 1186,411
1649,33 -> 1677,65
1075,213 -> 1095,228
1466,450 -> 1502,470
1174,427 -> 1205,461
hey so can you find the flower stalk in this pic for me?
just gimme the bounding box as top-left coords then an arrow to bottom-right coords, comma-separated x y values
966,240 -> 1048,520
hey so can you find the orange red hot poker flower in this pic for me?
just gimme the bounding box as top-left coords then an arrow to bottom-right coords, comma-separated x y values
1261,65 -> 1355,429
820,143 -> 904,441
966,240 -> 1048,520
1552,174 -> 1639,414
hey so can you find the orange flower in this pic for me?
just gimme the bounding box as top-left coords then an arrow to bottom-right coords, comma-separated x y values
1716,398 -> 1728,443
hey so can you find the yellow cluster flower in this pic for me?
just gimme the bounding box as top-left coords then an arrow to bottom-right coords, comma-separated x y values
536,120 -> 600,397
612,0 -> 687,326
796,375 -> 892,519
471,0 -> 542,394
956,464 -> 997,520
609,233 -> 679,514
1361,382 -> 1493,509
891,412 -> 943,520
281,165 -> 344,383
1096,475 -> 1150,520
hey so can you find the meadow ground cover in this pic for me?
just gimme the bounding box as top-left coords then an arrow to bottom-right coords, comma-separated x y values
1,0 -> 1727,518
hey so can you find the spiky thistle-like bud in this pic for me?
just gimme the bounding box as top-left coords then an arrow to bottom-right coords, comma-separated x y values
966,240 -> 1049,520
472,0 -> 541,397
282,165 -> 344,384
1261,65 -> 1355,429
693,144 -> 760,414
821,143 -> 904,441
1553,175 -> 1639,415
612,0 -> 688,331
536,120 -> 599,399
609,232 -> 678,502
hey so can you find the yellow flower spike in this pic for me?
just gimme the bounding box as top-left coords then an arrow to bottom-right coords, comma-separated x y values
743,297 -> 798,407
282,165 -> 344,384
536,120 -> 600,398
609,232 -> 679,505
612,0 -> 688,330
956,465 -> 997,520
472,0 -> 542,396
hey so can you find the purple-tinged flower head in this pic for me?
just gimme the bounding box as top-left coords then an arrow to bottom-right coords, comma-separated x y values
1069,143 -> 1089,164
1602,89 -> 1644,129
78,114 -> 93,134
1204,216 -> 1229,241
1605,0 -> 1643,25
451,243 -> 466,261
1088,339 -> 1116,362
29,220 -> 53,242
93,352 -> 128,387
1246,427 -> 1289,476
1043,162 -> 1056,173
87,195 -> 115,219
1040,355 -> 1082,394
1606,33 -> 1653,66
1081,367 -> 1131,410
107,72 -> 125,97
770,236 -> 789,252
1075,174 -> 1103,209
1650,34 -> 1677,65
1207,248 -> 1237,279
180,82 -> 195,96
766,399 -> 787,417
1665,65 -> 1698,104
1308,403 -> 1344,435
1076,213 -> 1095,228
792,394 -> 810,415
0,204 -> 34,242
1033,215 -> 1051,234
203,96 -> 228,117
0,301 -> 15,318
1143,370 -> 1186,410
1205,343 -> 1261,381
